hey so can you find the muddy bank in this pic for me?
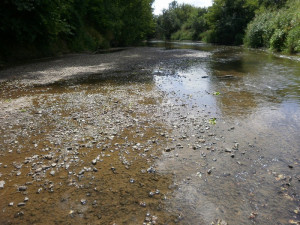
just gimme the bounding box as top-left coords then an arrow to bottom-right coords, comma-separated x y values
0,44 -> 299,225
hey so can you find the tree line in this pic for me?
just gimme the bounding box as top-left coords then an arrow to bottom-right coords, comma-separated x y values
0,0 -> 299,62
0,0 -> 154,61
155,0 -> 300,53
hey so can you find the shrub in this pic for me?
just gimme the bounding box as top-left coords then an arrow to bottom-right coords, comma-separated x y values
244,0 -> 300,53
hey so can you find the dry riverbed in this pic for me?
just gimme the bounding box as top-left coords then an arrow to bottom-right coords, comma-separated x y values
0,45 -> 299,225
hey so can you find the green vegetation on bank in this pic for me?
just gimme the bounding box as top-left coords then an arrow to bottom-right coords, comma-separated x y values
0,0 -> 154,61
0,0 -> 299,62
244,0 -> 300,53
155,0 -> 299,53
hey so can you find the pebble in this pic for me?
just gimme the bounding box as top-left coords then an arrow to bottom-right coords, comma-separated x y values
18,186 -> 27,191
45,155 -> 53,160
129,178 -> 135,183
17,202 -> 26,207
148,191 -> 155,197
225,148 -> 232,153
233,143 -> 239,150
50,171 -> 55,176
14,211 -> 24,218
140,201 -> 147,207
24,197 -> 29,202
8,202 -> 14,206
0,180 -> 5,189
91,159 -> 97,165
81,199 -> 87,205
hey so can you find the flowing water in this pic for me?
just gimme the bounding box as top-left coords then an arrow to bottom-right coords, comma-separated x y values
149,41 -> 300,225
0,42 -> 299,225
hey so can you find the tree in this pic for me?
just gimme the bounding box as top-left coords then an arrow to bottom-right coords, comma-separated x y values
205,0 -> 259,44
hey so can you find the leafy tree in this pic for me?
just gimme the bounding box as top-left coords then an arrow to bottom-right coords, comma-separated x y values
204,0 -> 258,45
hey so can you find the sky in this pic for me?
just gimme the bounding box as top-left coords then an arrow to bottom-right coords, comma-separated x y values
153,0 -> 213,15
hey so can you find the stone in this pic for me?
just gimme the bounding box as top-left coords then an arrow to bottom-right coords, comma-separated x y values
225,148 -> 232,153
17,202 -> 26,207
81,199 -> 87,205
45,155 -> 53,160
18,186 -> 27,191
0,180 -> 5,189
91,159 -> 97,165
50,171 -> 55,176
148,191 -> 155,197
14,211 -> 24,218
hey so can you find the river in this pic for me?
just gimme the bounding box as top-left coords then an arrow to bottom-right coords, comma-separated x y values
0,41 -> 299,224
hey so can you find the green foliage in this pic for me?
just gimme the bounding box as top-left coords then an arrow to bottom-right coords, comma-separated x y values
155,1 -> 208,41
286,26 -> 300,53
205,0 -> 259,45
0,0 -> 155,61
244,0 -> 300,53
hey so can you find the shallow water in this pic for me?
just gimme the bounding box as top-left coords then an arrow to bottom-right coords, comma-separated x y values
0,42 -> 299,225
150,41 -> 300,224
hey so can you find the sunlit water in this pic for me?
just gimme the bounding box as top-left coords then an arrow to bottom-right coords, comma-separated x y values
149,41 -> 300,225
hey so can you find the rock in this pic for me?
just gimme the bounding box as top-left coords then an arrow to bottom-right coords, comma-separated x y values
139,201 -> 146,207
14,211 -> 24,218
45,155 -> 53,160
17,202 -> 26,207
147,167 -> 155,173
8,202 -> 14,206
50,171 -> 55,176
288,165 -> 294,169
207,169 -> 212,175
148,191 -> 155,197
199,139 -> 206,143
225,148 -> 232,153
81,199 -> 87,205
233,143 -> 239,150
18,186 -> 27,191
24,197 -> 29,202
129,178 -> 135,183
0,180 -> 5,189
91,159 -> 97,165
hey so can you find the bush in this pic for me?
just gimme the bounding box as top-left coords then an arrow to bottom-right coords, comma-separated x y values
244,0 -> 300,53
270,29 -> 286,51
286,26 -> 300,53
